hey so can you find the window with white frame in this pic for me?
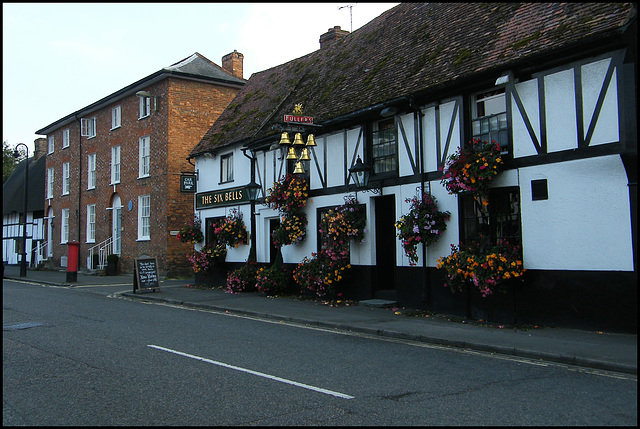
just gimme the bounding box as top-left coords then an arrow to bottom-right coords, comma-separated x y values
111,145 -> 120,184
111,105 -> 121,129
87,153 -> 96,189
220,153 -> 233,183
47,167 -> 54,199
62,129 -> 70,148
471,88 -> 508,151
48,136 -> 54,154
61,208 -> 69,244
86,204 -> 96,243
138,194 -> 150,240
139,136 -> 150,178
62,162 -> 70,195
139,96 -> 151,119
81,117 -> 97,138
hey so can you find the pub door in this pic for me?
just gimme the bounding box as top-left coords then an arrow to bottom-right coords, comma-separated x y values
374,195 -> 396,300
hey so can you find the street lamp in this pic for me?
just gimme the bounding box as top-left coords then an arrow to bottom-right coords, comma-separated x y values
13,143 -> 29,277
349,156 -> 381,194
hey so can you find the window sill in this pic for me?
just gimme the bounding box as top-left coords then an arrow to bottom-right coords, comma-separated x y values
219,180 -> 234,185
138,115 -> 150,121
138,175 -> 150,180
110,125 -> 121,131
136,238 -> 150,242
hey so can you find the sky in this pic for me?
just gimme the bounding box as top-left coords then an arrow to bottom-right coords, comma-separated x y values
3,2 -> 398,154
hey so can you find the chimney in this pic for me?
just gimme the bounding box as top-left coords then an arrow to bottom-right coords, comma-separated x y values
33,138 -> 47,160
319,26 -> 350,49
222,50 -> 244,79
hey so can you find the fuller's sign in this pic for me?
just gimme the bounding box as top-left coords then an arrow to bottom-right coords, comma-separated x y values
283,115 -> 313,123
196,186 -> 249,209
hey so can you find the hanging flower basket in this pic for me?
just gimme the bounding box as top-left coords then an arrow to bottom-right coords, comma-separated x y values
436,240 -> 525,298
177,217 -> 203,244
186,243 -> 227,273
267,174 -> 309,248
440,139 -> 503,200
265,174 -> 309,214
214,209 -> 248,248
395,193 -> 450,266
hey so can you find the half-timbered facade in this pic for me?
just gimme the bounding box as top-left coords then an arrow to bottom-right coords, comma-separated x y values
190,3 -> 636,332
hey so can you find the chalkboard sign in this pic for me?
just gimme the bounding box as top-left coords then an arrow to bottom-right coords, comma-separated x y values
133,257 -> 160,293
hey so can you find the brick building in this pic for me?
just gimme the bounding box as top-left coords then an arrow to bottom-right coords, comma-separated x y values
35,51 -> 245,277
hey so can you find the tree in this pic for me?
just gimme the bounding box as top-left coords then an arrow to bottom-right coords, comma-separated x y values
3,140 -> 22,184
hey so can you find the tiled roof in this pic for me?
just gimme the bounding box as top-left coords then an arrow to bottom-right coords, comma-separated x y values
2,155 -> 46,215
164,52 -> 245,84
191,2 -> 636,157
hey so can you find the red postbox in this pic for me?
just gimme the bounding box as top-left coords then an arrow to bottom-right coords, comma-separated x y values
66,241 -> 80,282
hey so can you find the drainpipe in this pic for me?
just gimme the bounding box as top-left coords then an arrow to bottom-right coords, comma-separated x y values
409,97 -> 431,308
75,115 -> 83,270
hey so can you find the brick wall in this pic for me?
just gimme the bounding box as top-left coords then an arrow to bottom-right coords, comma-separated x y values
44,76 -> 242,278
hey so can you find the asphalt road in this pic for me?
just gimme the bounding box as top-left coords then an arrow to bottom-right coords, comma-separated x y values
3,279 -> 637,425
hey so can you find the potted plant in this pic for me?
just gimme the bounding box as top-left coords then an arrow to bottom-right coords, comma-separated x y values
177,217 -> 204,244
106,254 -> 119,276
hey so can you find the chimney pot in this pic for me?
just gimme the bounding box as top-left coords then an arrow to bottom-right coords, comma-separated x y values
222,50 -> 244,79
319,25 -> 350,49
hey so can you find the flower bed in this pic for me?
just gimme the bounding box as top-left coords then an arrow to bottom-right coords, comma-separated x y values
436,240 -> 525,297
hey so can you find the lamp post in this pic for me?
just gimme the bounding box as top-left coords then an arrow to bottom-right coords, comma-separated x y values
14,143 -> 29,277
245,178 -> 262,263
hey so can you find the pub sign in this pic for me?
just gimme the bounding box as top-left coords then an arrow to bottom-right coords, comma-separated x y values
196,186 -> 249,209
180,174 -> 197,193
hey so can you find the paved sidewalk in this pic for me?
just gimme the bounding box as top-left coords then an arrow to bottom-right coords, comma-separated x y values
3,265 -> 636,375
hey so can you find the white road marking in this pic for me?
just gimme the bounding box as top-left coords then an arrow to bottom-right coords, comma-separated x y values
147,344 -> 355,399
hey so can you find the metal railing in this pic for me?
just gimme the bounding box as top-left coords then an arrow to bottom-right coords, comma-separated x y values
88,237 -> 113,270
34,240 -> 48,266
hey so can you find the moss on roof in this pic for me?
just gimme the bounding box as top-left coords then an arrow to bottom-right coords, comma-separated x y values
191,2 -> 635,157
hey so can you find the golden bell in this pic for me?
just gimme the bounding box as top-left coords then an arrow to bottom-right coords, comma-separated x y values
293,161 -> 305,174
306,134 -> 317,147
286,146 -> 298,160
300,147 -> 311,161
292,132 -> 305,146
279,132 -> 291,146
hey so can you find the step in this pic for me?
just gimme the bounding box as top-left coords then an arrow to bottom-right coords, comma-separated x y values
360,299 -> 397,308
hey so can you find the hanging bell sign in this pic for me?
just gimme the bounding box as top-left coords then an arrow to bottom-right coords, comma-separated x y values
293,161 -> 305,174
279,132 -> 291,146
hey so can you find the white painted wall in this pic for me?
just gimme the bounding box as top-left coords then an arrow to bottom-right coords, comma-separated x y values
581,58 -> 619,146
519,155 -> 633,271
545,69 -> 578,152
512,78 -> 540,158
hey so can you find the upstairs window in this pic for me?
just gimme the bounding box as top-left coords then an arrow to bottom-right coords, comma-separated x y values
371,118 -> 397,175
139,96 -> 151,119
62,162 -> 70,195
111,145 -> 121,184
472,88 -> 508,152
81,117 -> 97,138
87,153 -> 96,189
111,105 -> 121,129
47,136 -> 54,154
139,136 -> 150,178
47,167 -> 54,199
220,153 -> 233,183
62,129 -> 70,148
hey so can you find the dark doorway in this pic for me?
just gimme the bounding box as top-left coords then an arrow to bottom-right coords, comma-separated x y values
374,195 -> 396,299
269,218 -> 281,264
